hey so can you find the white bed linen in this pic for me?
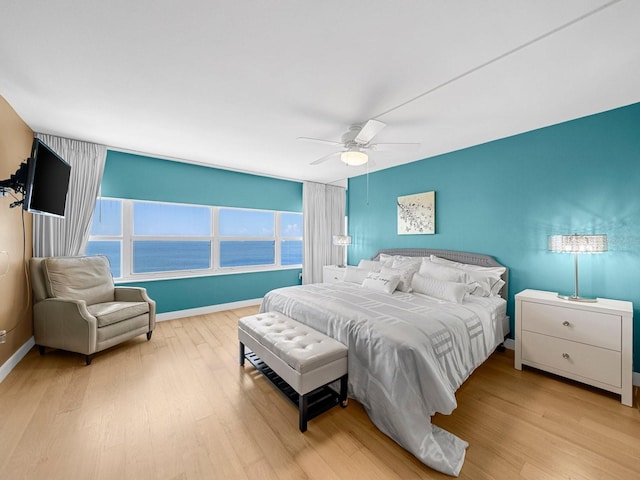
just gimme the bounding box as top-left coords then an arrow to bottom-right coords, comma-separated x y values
260,282 -> 506,476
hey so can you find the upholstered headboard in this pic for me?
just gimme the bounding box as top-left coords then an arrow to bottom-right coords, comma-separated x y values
371,248 -> 509,300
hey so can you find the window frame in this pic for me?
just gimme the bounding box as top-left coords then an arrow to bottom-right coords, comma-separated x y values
87,198 -> 303,281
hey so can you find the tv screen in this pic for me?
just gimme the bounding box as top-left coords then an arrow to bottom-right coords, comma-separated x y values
23,139 -> 72,218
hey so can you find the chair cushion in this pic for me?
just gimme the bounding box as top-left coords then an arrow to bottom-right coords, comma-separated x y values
42,256 -> 115,305
87,301 -> 150,327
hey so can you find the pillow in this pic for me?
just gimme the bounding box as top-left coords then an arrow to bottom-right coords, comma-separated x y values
377,253 -> 396,267
362,271 -> 401,294
466,274 -> 506,297
418,258 -> 468,283
411,273 -> 468,304
380,266 -> 415,293
429,255 -> 506,277
391,256 -> 422,273
343,266 -> 370,284
357,259 -> 382,272
429,255 -> 506,297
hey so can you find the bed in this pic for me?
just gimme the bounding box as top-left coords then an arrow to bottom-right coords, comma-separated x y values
260,248 -> 509,476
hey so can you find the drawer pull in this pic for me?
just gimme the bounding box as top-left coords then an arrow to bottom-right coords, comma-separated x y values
562,353 -> 570,359
562,321 -> 571,327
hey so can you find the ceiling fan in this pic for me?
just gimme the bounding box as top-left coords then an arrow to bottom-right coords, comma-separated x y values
297,119 -> 420,166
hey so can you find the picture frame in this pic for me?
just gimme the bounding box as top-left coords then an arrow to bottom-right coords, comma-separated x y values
397,191 -> 435,235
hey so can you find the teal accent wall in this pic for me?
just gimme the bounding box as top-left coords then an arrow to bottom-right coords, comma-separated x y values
348,102 -> 640,371
123,269 -> 300,313
102,151 -> 303,313
103,150 -> 302,212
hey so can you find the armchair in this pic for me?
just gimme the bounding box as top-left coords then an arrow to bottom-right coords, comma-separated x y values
29,255 -> 156,365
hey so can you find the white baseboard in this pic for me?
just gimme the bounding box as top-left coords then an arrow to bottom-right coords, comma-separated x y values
0,336 -> 35,383
156,298 -> 262,322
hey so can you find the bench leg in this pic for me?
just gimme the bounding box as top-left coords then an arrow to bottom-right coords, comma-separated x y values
299,393 -> 308,432
339,374 -> 348,407
239,342 -> 245,366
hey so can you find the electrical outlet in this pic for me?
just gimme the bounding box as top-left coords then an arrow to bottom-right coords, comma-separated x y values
0,330 -> 7,344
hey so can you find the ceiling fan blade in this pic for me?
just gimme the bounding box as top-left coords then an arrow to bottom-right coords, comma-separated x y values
310,151 -> 340,165
354,119 -> 386,144
297,136 -> 342,146
370,142 -> 420,152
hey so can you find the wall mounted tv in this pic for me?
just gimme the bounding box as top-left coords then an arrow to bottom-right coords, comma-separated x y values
23,139 -> 72,218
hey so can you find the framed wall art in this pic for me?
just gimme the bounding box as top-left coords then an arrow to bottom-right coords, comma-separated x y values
397,191 -> 435,235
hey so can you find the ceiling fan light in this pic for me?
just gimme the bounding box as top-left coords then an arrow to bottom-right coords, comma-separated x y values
340,150 -> 368,166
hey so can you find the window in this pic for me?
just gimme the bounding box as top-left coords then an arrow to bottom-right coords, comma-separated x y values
219,208 -> 275,267
133,202 -> 212,274
280,212 -> 303,266
86,198 -> 302,279
85,198 -> 122,277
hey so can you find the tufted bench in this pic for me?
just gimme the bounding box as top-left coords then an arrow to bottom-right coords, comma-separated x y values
238,311 -> 348,432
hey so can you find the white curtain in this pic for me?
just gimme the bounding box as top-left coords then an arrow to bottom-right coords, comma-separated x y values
33,134 -> 106,257
302,181 -> 346,284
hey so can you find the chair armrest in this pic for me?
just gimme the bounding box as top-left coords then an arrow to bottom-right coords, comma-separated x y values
114,287 -> 156,331
115,287 -> 151,302
33,298 -> 97,354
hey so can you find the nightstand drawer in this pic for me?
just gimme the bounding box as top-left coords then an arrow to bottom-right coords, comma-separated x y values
521,331 -> 621,388
521,301 -> 621,351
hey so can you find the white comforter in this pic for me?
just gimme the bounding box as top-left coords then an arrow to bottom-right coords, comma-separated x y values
260,282 -> 506,476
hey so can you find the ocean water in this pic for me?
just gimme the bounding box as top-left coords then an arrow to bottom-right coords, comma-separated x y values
86,240 -> 302,278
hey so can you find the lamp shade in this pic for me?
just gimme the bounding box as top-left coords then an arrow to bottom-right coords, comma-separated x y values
332,235 -> 352,246
340,150 -> 368,166
548,234 -> 608,253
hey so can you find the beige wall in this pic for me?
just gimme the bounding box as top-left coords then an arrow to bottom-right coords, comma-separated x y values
0,95 -> 34,366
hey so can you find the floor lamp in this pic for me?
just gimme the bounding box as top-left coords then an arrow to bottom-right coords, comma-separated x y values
547,233 -> 608,302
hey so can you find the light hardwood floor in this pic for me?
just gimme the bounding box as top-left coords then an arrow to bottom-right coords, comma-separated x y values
1,306 -> 638,480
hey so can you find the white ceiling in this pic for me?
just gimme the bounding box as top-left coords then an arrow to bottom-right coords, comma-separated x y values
1,1 -> 639,185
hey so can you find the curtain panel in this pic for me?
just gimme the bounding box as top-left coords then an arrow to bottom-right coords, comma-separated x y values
33,134 -> 106,257
302,182 -> 345,284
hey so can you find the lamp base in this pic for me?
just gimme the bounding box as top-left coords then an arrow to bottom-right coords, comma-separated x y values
557,294 -> 598,303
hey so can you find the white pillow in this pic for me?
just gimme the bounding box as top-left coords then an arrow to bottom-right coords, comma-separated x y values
380,266 -> 415,293
418,258 -> 468,283
429,255 -> 506,277
343,266 -> 370,284
377,253 -> 395,267
391,256 -> 422,273
466,274 -> 505,297
411,273 -> 468,304
429,255 -> 506,297
362,271 -> 401,294
357,259 -> 382,272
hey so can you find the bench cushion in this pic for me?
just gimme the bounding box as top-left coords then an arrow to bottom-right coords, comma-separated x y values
238,312 -> 347,374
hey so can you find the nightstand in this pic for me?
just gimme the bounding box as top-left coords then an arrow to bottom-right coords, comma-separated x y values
322,265 -> 346,284
515,289 -> 633,406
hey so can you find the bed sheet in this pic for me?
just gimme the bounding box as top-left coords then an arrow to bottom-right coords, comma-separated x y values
260,282 -> 506,476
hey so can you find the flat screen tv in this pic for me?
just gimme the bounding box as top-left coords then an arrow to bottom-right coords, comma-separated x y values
23,139 -> 72,218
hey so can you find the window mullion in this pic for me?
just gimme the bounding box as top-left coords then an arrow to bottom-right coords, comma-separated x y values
122,200 -> 133,278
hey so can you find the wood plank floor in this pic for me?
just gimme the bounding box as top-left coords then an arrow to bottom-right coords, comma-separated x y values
1,306 -> 638,479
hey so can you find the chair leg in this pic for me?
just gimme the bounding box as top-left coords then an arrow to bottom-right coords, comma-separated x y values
146,331 -> 153,341
38,345 -> 46,356
85,354 -> 93,366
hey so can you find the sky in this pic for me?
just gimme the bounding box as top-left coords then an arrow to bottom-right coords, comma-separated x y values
91,199 -> 302,238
